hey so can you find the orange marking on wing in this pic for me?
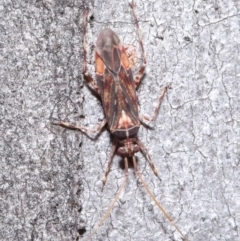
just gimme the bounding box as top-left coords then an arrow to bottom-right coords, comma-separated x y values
120,46 -> 130,69
95,53 -> 105,75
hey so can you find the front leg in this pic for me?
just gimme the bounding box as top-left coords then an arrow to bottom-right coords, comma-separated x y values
102,138 -> 118,186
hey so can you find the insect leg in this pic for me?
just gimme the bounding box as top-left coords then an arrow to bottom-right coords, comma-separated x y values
139,85 -> 168,123
102,138 -> 118,187
83,10 -> 99,94
130,1 -> 146,88
52,118 -> 107,135
132,156 -> 187,240
84,157 -> 129,241
135,137 -> 161,181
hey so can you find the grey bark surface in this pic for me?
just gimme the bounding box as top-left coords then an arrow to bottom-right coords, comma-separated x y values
0,1 -> 239,241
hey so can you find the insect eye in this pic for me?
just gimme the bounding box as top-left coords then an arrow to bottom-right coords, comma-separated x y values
117,144 -> 140,156
133,144 -> 140,153
117,147 -> 128,156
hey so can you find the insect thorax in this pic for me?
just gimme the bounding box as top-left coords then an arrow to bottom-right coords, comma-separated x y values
112,125 -> 139,139
111,109 -> 140,139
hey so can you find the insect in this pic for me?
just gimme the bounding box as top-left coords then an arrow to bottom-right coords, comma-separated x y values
53,1 -> 187,240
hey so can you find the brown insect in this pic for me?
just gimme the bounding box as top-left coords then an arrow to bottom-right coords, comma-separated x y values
53,1 -> 187,240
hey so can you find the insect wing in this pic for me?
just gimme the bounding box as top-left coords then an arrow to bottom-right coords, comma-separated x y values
95,29 -> 140,136
96,28 -> 121,73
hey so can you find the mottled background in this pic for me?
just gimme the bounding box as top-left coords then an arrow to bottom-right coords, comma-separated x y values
0,0 -> 239,240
